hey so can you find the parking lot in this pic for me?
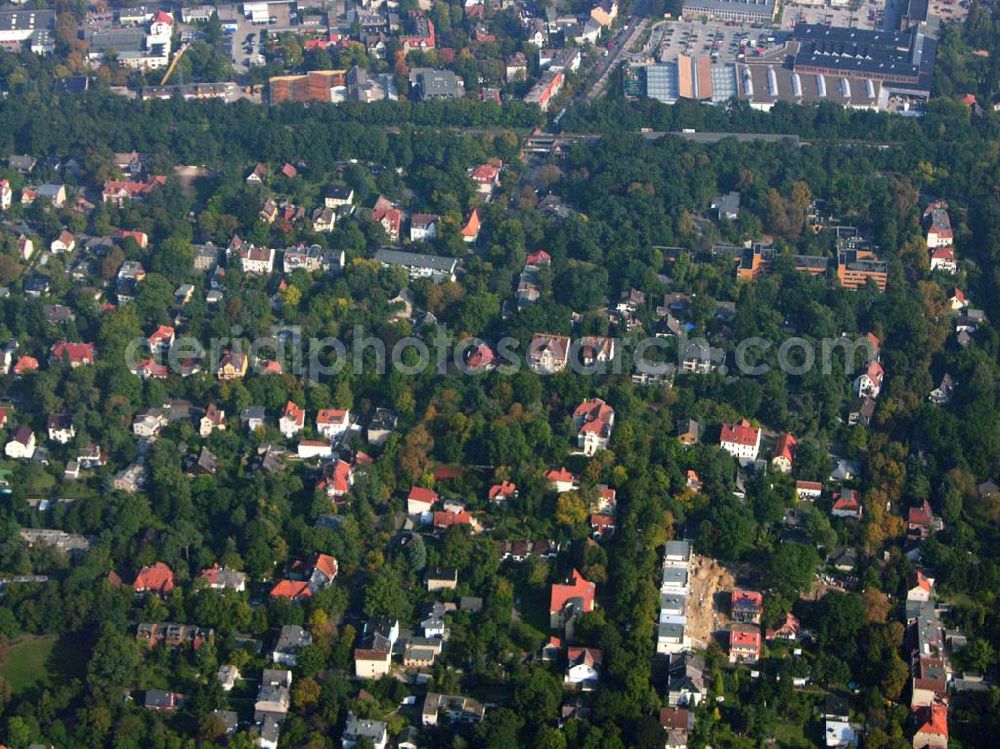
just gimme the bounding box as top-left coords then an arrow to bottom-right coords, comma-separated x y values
653,19 -> 786,64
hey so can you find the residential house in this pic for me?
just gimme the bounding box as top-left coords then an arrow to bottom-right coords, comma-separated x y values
147,324 -> 175,353
46,413 -> 75,444
711,191 -> 741,220
133,408 -> 167,437
731,590 -> 763,624
766,612 -> 801,641
4,426 -> 35,459
573,398 -> 615,455
51,341 -> 96,367
366,408 -> 397,446
254,669 -> 291,723
324,187 -> 354,208
832,489 -> 863,519
425,567 -> 458,591
200,403 -> 226,438
407,486 -> 439,515
667,652 -> 706,706
528,333 -> 571,374
549,569 -> 596,629
316,409 -> 350,440
907,571 -> 933,602
911,703 -> 948,749
50,230 -> 75,253
928,374 -> 956,405
145,689 -> 181,713
770,433 -> 798,473
239,245 -> 276,274
677,419 -> 700,446
422,693 -> 486,727
729,628 -> 761,664
488,480 -> 517,504
930,247 -> 957,274
371,196 -> 403,243
796,480 -> 823,501
848,396 -> 876,426
719,419 -> 761,463
564,647 -> 603,689
409,213 -> 440,242
578,336 -> 615,367
199,564 -> 247,592
545,467 -> 578,493
133,563 -> 175,596
217,350 -> 248,380
272,625 -> 312,666
461,207 -> 481,243
923,202 -> 953,248
908,499 -> 941,542
279,401 -> 305,438
590,0 -> 618,26
241,406 -> 265,432
136,622 -> 214,650
217,665 -> 240,691
948,288 -> 969,311
342,713 -> 388,749
316,459 -> 353,500
470,163 -> 501,196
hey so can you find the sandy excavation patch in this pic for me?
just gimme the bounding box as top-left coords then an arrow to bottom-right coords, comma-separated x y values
686,554 -> 736,647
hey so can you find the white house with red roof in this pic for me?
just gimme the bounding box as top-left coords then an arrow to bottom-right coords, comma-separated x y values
317,459 -> 352,499
51,341 -> 96,367
280,402 -> 305,439
525,250 -> 551,268
316,409 -> 350,440
854,359 -> 885,398
948,287 -> 969,310
545,467 -> 578,493
573,398 -> 615,455
923,202 -> 953,248
549,569 -> 595,629
907,571 -> 933,602
147,325 -> 175,353
770,433 -> 797,473
150,10 -> 174,37
795,481 -> 822,501
372,196 -> 403,243
0,179 -> 10,210
407,486 -> 439,515
929,247 -> 957,275
470,163 -> 501,195
719,420 -> 761,463
239,245 -> 276,274
564,647 -> 603,688
912,702 -> 948,749
728,629 -> 761,664
133,562 -> 175,596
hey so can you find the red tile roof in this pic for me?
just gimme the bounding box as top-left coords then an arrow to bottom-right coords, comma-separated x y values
549,569 -> 595,614
270,580 -> 312,599
771,433 -> 797,462
433,510 -> 471,528
51,341 -> 96,365
914,703 -> 948,738
408,486 -> 439,505
720,419 -> 759,447
283,401 -> 305,425
133,563 -> 175,595
488,481 -> 517,501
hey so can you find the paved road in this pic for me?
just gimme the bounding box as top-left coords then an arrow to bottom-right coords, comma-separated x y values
585,17 -> 649,102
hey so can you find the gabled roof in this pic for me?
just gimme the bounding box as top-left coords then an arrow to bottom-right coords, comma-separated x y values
316,408 -> 349,425
771,433 -> 797,462
282,401 -> 305,425
567,646 -> 602,667
408,486 -> 439,504
914,703 -> 948,738
720,419 -> 759,447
